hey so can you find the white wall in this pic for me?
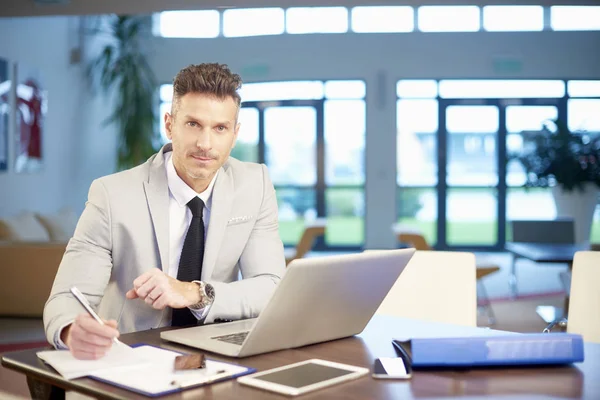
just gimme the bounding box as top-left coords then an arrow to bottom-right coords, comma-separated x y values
0,16 -> 117,218
147,31 -> 600,248
0,16 -> 80,217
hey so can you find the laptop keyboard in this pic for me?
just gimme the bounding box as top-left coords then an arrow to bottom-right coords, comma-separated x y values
211,331 -> 249,345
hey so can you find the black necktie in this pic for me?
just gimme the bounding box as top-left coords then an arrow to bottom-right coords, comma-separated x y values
171,197 -> 205,327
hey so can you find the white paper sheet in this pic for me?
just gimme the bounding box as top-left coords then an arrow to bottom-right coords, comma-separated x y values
37,342 -> 145,380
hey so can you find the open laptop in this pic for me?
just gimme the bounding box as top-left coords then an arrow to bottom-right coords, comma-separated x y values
160,248 -> 415,357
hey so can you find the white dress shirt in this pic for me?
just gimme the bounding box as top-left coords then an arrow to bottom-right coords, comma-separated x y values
162,151 -> 218,324
55,152 -> 218,348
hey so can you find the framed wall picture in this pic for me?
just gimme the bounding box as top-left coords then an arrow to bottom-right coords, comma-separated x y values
0,57 -> 8,172
15,62 -> 47,173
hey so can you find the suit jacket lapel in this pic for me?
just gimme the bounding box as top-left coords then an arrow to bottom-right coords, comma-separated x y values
143,145 -> 171,271
202,164 -> 234,280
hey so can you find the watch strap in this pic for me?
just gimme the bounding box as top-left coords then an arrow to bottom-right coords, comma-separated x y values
189,281 -> 214,310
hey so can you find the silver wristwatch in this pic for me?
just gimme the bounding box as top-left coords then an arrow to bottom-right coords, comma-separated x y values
189,281 -> 215,310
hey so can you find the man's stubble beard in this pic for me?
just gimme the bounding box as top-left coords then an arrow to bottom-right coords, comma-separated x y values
185,166 -> 212,181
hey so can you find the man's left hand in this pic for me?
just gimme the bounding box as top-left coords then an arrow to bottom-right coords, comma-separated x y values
126,268 -> 201,310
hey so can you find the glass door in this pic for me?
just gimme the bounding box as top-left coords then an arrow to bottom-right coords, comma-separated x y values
240,100 -> 321,246
233,106 -> 260,162
440,100 -> 500,247
242,83 -> 367,251
437,98 -> 564,249
396,98 -> 439,246
324,98 -> 366,247
504,100 -> 562,241
395,79 -> 596,250
265,103 -> 320,245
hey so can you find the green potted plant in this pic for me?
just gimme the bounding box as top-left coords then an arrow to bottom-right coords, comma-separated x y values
512,117 -> 600,244
87,15 -> 159,171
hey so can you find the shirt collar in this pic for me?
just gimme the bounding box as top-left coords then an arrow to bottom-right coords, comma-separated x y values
165,151 -> 218,212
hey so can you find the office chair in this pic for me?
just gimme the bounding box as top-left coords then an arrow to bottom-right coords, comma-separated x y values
375,250 -> 478,327
284,219 -> 326,266
397,232 -> 499,325
545,251 -> 600,344
397,233 -> 430,251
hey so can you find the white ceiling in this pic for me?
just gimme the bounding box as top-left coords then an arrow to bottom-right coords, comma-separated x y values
1,0 -> 598,18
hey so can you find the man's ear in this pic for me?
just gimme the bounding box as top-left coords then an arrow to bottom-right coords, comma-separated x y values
165,112 -> 173,140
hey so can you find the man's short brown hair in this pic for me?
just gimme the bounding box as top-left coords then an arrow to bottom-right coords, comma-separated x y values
171,63 -> 242,115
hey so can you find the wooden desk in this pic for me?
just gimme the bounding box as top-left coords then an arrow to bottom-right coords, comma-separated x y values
3,315 -> 599,399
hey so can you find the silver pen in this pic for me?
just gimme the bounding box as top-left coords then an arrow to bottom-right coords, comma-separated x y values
171,369 -> 229,388
70,286 -> 124,346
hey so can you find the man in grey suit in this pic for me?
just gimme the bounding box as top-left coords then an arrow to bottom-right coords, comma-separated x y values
43,63 -> 286,359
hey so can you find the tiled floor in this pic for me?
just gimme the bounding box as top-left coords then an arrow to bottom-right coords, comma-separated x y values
473,251 -> 568,299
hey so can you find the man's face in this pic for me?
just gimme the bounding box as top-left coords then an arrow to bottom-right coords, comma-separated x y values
165,92 -> 239,191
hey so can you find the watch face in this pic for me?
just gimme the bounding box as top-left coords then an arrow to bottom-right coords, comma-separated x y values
205,283 -> 215,301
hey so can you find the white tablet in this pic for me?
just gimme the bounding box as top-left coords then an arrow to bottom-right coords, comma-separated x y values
237,359 -> 369,396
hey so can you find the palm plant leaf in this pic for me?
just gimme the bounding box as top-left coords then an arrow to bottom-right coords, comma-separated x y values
87,15 -> 159,170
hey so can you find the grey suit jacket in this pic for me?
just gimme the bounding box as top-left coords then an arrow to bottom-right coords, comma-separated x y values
44,144 -> 286,346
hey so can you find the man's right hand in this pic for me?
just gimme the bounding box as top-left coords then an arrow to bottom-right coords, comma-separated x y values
61,313 -> 120,360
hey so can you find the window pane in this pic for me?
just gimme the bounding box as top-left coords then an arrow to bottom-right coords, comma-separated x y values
351,6 -> 414,33
325,100 -> 365,185
505,105 -> 558,134
418,6 -> 480,32
568,81 -> 600,98
160,84 -> 173,102
551,6 -> 600,31
439,80 -> 566,99
265,106 -> 316,185
286,7 -> 348,34
324,80 -> 366,99
506,188 -> 556,225
397,99 -> 438,186
233,107 -> 259,162
277,188 -> 316,245
157,10 -> 220,38
326,188 -> 364,246
505,106 -> 558,187
396,187 -> 437,246
446,105 -> 499,134
397,80 -> 438,98
223,8 -> 284,37
568,99 -> 600,133
159,101 -> 171,143
447,188 -> 497,245
240,81 -> 324,102
446,106 -> 498,186
397,99 -> 438,134
483,6 -> 543,32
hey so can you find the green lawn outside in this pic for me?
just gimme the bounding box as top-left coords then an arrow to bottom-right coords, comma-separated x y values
279,218 -> 600,247
279,220 -> 305,244
325,217 -> 364,245
279,218 -> 364,246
